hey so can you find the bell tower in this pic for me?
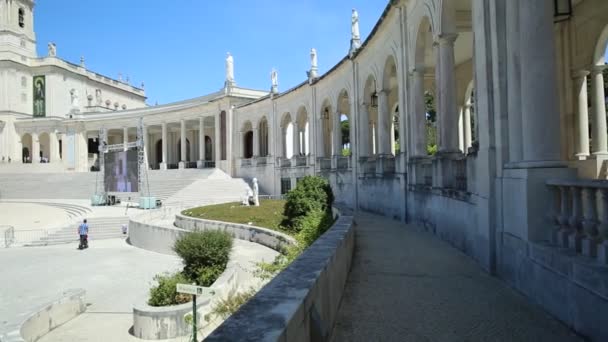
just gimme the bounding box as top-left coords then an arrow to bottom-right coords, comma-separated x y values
0,0 -> 37,59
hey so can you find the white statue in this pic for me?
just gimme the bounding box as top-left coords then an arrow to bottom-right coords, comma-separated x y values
80,56 -> 85,68
70,89 -> 79,108
95,89 -> 102,106
351,9 -> 360,40
271,69 -> 278,92
310,48 -> 318,70
242,186 -> 253,206
48,42 -> 57,57
226,52 -> 234,83
252,178 -> 260,207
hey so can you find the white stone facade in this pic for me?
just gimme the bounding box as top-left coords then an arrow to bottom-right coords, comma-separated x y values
2,0 -> 608,339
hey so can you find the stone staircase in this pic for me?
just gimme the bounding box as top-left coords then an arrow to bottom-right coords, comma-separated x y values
26,216 -> 130,246
164,170 -> 252,208
0,168 -> 219,201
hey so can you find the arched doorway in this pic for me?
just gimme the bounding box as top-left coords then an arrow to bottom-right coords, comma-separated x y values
21,133 -> 32,163
259,117 -> 269,157
155,139 -> 163,167
243,131 -> 253,158
205,136 -> 213,161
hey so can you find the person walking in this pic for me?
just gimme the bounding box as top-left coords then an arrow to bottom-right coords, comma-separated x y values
78,219 -> 89,249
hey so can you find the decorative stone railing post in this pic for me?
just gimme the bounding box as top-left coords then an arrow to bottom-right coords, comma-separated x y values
568,186 -> 584,252
548,185 -> 561,243
557,185 -> 572,247
581,188 -> 599,257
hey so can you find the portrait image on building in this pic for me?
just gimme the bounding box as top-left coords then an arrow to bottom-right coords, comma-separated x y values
33,75 -> 45,117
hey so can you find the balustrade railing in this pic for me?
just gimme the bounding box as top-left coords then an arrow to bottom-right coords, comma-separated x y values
453,158 -> 467,192
382,156 -> 396,174
279,158 -> 292,168
546,179 -> 608,264
1,225 -> 15,248
295,156 -> 307,167
319,158 -> 332,170
337,156 -> 350,170
363,158 -> 376,174
256,156 -> 268,166
241,158 -> 253,167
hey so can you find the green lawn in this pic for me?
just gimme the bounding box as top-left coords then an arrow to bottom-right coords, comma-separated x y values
182,200 -> 289,234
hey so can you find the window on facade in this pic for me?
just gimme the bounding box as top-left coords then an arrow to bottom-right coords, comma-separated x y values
18,8 -> 25,28
281,178 -> 292,195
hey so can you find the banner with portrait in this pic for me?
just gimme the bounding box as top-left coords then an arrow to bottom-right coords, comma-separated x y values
33,75 -> 46,117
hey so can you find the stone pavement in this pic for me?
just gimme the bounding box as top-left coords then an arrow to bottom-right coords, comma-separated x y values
331,212 -> 583,342
35,239 -> 278,342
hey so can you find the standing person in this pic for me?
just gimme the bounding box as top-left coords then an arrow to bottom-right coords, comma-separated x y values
78,219 -> 89,249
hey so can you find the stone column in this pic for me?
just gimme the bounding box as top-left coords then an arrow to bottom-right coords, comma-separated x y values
317,113 -> 326,158
332,110 -> 341,156
253,127 -> 260,158
591,65 -> 608,155
215,112 -> 221,162
519,0 -> 560,161
198,117 -> 205,168
50,131 -> 60,162
359,102 -> 370,157
506,0 -> 523,162
464,104 -> 472,151
160,122 -> 167,170
574,70 -> 590,159
123,127 -> 128,151
143,125 -> 149,169
437,33 -> 459,153
31,132 -> 40,163
458,107 -> 465,152
412,69 -> 427,156
179,119 -> 186,168
377,89 -> 391,155
292,122 -> 300,157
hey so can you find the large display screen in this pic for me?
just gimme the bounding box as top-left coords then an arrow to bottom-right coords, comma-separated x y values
104,150 -> 139,193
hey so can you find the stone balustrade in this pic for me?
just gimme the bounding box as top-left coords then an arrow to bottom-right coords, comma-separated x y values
255,156 -> 268,166
241,158 -> 252,167
278,157 -> 291,168
453,158 -> 467,192
319,157 -> 332,170
295,156 -> 307,167
336,156 -> 351,170
546,179 -> 608,264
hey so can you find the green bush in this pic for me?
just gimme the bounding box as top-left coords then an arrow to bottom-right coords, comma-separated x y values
197,265 -> 224,287
294,210 -> 334,247
148,272 -> 191,307
173,230 -> 233,282
282,176 -> 334,232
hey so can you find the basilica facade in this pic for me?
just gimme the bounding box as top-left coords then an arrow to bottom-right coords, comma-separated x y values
1,0 -> 608,339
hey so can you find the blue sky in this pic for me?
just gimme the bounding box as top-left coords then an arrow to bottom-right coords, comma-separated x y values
34,1 -> 387,105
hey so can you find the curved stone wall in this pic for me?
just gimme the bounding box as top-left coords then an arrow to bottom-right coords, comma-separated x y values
206,214 -> 355,341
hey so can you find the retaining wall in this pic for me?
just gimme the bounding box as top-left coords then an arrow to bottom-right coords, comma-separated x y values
205,214 -> 355,342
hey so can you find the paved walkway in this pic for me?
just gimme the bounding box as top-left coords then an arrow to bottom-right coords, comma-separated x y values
331,213 -> 583,342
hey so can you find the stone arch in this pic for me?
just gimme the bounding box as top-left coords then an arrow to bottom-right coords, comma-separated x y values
593,23 -> 608,66
258,116 -> 269,157
281,112 -> 294,158
155,139 -> 163,167
337,89 -> 352,156
363,74 -> 378,156
205,136 -> 213,161
242,121 -> 254,159
320,98 -> 333,157
296,106 -> 309,156
382,55 -> 399,156
21,133 -> 32,163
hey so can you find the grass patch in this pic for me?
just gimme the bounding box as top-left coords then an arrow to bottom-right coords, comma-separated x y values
182,200 -> 289,234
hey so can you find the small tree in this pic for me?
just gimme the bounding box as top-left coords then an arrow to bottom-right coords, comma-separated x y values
173,230 -> 233,283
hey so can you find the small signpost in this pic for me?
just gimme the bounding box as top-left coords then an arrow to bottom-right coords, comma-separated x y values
176,283 -> 214,342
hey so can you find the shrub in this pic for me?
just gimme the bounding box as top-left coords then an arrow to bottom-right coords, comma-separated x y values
294,210 -> 334,247
173,230 -> 233,282
282,176 -> 334,232
148,272 -> 191,307
197,265 -> 224,287
206,288 -> 257,321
